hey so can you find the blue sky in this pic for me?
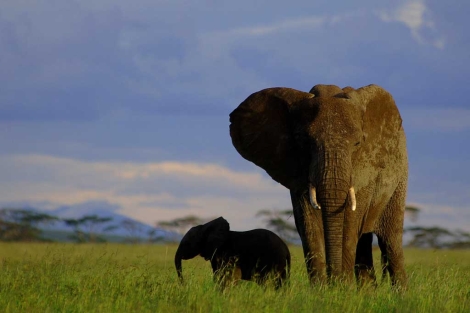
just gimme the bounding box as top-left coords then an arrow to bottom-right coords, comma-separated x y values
1,0 -> 469,232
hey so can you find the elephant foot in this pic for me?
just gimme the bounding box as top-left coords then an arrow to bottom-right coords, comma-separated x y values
390,269 -> 408,292
355,266 -> 377,289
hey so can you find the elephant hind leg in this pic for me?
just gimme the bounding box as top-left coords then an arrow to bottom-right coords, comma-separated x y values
213,260 -> 242,290
273,264 -> 289,290
377,235 -> 389,282
272,272 -> 284,290
354,232 -> 377,287
375,181 -> 408,290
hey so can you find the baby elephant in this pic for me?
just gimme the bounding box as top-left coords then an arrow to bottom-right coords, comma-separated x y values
174,217 -> 291,289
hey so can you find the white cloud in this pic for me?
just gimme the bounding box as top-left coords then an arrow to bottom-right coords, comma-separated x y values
0,154 -> 289,230
1,153 -> 467,232
224,16 -> 327,37
377,0 -> 445,48
202,10 -> 365,40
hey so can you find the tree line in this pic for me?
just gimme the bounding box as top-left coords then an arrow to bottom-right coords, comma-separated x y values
0,208 -> 163,243
2,206 -> 469,249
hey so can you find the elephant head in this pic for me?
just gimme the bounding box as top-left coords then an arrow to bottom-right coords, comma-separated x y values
230,84 -> 403,280
174,217 -> 230,282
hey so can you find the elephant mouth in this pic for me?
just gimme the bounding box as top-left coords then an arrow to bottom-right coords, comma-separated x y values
309,185 -> 356,211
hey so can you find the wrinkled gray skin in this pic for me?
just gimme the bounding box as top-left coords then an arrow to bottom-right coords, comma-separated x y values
175,217 -> 291,289
230,84 -> 408,289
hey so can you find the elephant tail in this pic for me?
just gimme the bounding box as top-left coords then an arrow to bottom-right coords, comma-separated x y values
286,252 -> 291,278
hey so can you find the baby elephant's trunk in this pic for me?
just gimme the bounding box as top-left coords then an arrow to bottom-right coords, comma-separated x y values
174,249 -> 183,283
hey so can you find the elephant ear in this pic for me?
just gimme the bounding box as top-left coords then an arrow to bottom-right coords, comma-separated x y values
201,217 -> 230,260
346,84 -> 400,121
230,88 -> 314,189
345,84 -> 403,153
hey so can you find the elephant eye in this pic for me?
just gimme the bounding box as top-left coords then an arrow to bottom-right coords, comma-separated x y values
354,141 -> 360,146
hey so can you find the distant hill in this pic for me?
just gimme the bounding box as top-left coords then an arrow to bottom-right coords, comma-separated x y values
34,201 -> 179,242
39,229 -> 131,243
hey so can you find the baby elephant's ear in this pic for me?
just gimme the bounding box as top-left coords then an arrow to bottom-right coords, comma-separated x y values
230,88 -> 314,190
202,217 -> 230,257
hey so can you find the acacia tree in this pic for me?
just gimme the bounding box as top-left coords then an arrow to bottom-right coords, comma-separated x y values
406,226 -> 455,248
256,209 -> 299,243
405,226 -> 470,249
0,208 -> 58,241
146,228 -> 165,243
448,230 -> 470,249
63,215 -> 114,243
403,205 -> 470,249
121,219 -> 144,244
405,205 -> 421,222
156,215 -> 208,241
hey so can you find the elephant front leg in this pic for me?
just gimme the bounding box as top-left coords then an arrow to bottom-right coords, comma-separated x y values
375,181 -> 408,290
211,258 -> 240,290
291,190 -> 327,284
354,232 -> 377,287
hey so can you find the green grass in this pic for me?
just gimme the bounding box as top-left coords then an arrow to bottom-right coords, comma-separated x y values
0,243 -> 469,312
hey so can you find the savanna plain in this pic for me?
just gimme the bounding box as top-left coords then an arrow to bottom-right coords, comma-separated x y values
0,243 -> 469,313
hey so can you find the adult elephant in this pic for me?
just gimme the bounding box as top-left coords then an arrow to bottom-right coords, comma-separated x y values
229,84 -> 408,288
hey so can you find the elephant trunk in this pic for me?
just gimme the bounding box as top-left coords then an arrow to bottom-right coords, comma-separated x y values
175,247 -> 184,283
318,181 -> 348,280
322,203 -> 345,279
310,149 -> 352,281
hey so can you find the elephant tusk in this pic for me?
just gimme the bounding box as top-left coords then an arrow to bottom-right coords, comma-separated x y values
349,187 -> 356,211
309,186 -> 321,210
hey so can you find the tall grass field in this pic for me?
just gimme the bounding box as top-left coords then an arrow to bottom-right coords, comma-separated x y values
0,243 -> 469,312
